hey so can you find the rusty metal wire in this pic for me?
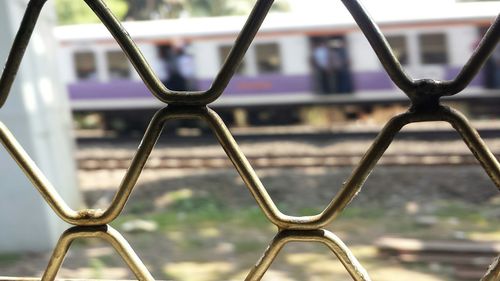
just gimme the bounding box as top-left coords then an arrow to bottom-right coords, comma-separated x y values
0,0 -> 499,280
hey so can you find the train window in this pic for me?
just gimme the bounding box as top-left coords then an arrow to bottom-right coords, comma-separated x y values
219,45 -> 246,74
74,51 -> 97,80
419,33 -> 448,64
255,43 -> 282,74
386,35 -> 408,65
106,51 -> 131,80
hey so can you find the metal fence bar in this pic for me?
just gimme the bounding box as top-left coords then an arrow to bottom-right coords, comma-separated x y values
245,229 -> 371,281
0,0 -> 498,280
42,226 -> 154,281
341,0 -> 415,94
443,15 -> 500,96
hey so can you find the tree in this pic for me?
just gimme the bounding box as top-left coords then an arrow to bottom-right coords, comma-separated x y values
55,0 -> 289,25
55,0 -> 128,25
124,0 -> 289,20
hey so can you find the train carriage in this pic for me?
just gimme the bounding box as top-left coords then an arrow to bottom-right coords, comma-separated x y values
55,3 -> 500,133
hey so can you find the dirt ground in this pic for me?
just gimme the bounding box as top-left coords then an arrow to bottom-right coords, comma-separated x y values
1,160 -> 500,280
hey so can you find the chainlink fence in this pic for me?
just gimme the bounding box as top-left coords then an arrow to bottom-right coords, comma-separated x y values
0,0 -> 499,280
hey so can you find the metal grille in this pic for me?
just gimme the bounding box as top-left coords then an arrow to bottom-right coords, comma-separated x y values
1,0 -> 499,280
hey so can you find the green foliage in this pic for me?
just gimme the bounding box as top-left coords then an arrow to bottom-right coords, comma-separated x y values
90,258 -> 105,279
55,0 -> 128,25
55,0 -> 289,25
125,0 -> 289,20
0,253 -> 20,265
186,0 -> 256,17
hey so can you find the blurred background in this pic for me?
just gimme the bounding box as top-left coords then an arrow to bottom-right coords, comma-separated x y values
0,0 -> 500,280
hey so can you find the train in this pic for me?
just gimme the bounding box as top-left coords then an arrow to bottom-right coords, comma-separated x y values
54,3 -> 500,135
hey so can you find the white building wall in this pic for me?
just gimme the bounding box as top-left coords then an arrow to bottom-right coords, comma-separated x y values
0,0 -> 81,252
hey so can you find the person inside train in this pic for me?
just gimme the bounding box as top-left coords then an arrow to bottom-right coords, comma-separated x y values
176,46 -> 196,91
161,44 -> 195,92
161,46 -> 188,91
330,39 -> 353,94
311,40 -> 333,94
311,38 -> 353,95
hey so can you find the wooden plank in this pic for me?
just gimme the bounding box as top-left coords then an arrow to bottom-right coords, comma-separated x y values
376,236 -> 500,254
397,253 -> 495,266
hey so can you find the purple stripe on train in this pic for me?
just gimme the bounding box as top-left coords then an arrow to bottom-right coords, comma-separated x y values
68,68 -> 486,101
445,67 -> 484,87
69,74 -> 313,100
196,74 -> 312,95
69,80 -> 152,100
352,71 -> 394,91
353,67 -> 484,91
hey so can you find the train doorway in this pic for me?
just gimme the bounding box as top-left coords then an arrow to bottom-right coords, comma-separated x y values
309,36 -> 353,95
479,27 -> 500,90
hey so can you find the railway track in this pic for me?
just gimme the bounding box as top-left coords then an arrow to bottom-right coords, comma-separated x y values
76,125 -> 500,145
76,126 -> 500,170
77,152 -> 493,170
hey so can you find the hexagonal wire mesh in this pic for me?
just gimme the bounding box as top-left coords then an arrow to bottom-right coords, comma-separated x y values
0,0 -> 499,280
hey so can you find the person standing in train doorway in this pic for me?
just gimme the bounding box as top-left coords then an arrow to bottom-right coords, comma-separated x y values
312,40 -> 333,94
167,47 -> 186,91
176,45 -> 196,91
330,39 -> 352,94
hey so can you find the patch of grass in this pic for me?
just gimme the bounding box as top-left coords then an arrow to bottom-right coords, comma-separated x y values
0,253 -> 20,265
115,196 -> 500,248
434,201 -> 485,221
116,195 -> 269,231
98,254 -> 117,265
340,206 -> 386,220
127,201 -> 154,214
90,257 -> 105,279
171,195 -> 223,213
230,206 -> 268,226
234,240 -> 263,254
297,207 -> 322,216
176,235 -> 207,251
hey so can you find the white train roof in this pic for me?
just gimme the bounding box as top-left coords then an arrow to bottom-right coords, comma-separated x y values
55,1 -> 500,42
